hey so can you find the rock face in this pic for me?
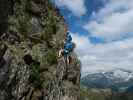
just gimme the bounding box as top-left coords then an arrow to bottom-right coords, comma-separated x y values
0,0 -> 81,100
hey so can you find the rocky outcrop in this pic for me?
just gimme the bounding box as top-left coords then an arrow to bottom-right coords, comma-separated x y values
0,0 -> 81,100
48,54 -> 81,100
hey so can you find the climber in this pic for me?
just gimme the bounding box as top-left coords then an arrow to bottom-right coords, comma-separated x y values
58,31 -> 75,65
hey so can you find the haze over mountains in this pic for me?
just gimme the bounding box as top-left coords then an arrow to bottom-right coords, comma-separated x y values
81,68 -> 133,92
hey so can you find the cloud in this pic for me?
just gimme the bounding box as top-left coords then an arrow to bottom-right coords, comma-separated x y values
84,0 -> 133,41
54,0 -> 86,17
54,0 -> 133,76
72,33 -> 133,76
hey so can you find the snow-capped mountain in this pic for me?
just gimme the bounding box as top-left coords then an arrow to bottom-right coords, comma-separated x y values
102,68 -> 133,82
81,69 -> 133,91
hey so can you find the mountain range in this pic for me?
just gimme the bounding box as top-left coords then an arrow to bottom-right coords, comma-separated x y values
81,68 -> 133,92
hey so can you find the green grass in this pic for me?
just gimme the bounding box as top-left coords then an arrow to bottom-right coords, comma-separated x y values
80,86 -> 112,100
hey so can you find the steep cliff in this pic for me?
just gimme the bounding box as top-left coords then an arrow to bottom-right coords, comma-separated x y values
0,0 -> 81,100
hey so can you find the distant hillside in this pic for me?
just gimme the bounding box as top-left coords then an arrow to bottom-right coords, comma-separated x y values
81,68 -> 133,100
81,69 -> 133,92
80,86 -> 133,100
80,86 -> 112,100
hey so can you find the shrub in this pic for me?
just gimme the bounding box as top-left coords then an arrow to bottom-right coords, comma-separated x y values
29,62 -> 43,88
17,15 -> 31,37
45,50 -> 57,65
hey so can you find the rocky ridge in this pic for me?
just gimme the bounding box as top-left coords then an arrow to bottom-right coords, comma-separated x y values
0,0 -> 81,100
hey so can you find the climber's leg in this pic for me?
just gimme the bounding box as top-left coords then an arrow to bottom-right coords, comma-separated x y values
66,56 -> 69,64
58,49 -> 63,58
68,55 -> 72,64
64,53 -> 67,65
64,51 -> 69,65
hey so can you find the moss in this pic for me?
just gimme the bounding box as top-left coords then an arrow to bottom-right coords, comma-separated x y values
29,49 -> 57,88
47,10 -> 58,34
45,50 -> 57,65
42,72 -> 54,88
41,5 -> 59,42
42,80 -> 50,88
42,31 -> 51,42
29,62 -> 43,88
32,43 -> 47,62
17,14 -> 31,37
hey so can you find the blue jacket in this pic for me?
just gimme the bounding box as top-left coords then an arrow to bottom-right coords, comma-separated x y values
63,32 -> 74,55
64,41 -> 74,52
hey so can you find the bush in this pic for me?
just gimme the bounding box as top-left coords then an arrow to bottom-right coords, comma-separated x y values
42,9 -> 59,42
17,15 -> 31,37
42,31 -> 51,42
29,62 -> 43,88
45,50 -> 57,65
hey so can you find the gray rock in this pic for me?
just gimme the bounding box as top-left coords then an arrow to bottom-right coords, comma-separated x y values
0,0 -> 81,100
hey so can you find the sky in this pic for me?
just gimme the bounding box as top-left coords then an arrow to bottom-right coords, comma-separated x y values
53,0 -> 133,76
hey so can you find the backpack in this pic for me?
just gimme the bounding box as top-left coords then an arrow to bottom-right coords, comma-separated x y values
67,34 -> 72,42
64,42 -> 75,52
